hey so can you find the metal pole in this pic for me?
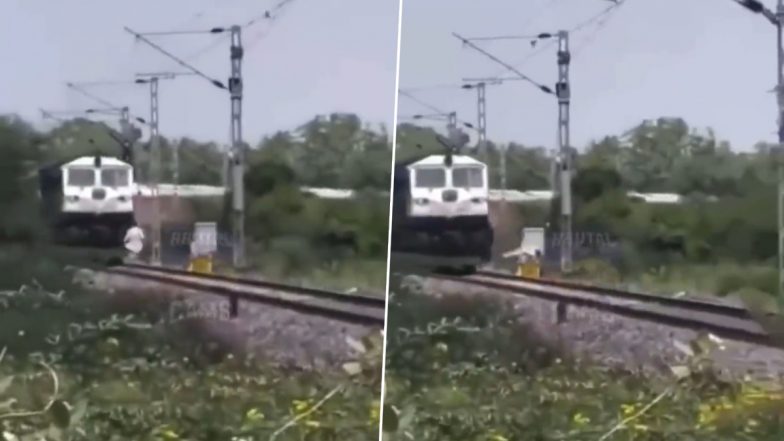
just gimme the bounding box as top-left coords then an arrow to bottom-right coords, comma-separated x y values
500,145 -> 508,194
173,139 -> 180,186
229,25 -> 246,268
556,30 -> 573,273
777,0 -> 784,307
120,107 -> 130,130
222,147 -> 230,188
447,111 -> 457,132
119,107 -> 134,168
149,77 -> 162,266
477,82 -> 487,152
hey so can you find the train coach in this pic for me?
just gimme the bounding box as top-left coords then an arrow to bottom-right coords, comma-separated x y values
391,153 -> 493,274
37,155 -> 136,246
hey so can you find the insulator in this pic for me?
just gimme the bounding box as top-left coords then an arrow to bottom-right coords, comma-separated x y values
557,50 -> 571,65
556,81 -> 569,99
228,77 -> 243,95
231,45 -> 244,60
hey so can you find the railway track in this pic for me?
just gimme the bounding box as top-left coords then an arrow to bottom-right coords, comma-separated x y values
433,270 -> 781,348
102,263 -> 386,327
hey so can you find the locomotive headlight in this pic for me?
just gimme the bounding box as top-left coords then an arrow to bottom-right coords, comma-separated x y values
414,198 -> 430,205
470,197 -> 485,203
118,196 -> 128,202
67,195 -> 80,202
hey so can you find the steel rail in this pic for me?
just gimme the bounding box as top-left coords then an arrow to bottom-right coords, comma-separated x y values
103,264 -> 384,326
123,262 -> 385,307
435,273 -> 778,348
477,270 -> 753,319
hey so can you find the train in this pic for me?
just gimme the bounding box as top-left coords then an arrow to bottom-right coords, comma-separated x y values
391,153 -> 493,274
37,155 -> 136,246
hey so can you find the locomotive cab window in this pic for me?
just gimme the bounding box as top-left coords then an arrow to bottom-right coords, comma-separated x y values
67,168 -> 95,186
452,167 -> 483,188
414,168 -> 446,188
101,168 -> 129,188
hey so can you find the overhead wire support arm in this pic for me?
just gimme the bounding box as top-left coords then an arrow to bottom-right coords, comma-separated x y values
134,29 -> 224,36
462,76 -> 510,84
136,71 -> 197,79
461,32 -> 556,42
732,0 -> 779,24
452,32 -> 554,95
123,26 -> 227,90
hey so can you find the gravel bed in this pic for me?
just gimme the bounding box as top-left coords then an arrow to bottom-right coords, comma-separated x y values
75,268 -> 377,370
418,276 -> 784,381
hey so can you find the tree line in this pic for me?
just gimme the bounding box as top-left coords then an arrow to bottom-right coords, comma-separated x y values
0,112 -> 392,268
397,118 -> 780,289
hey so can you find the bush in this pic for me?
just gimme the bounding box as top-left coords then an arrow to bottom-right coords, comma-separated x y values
382,278 -> 784,440
1,274 -> 382,440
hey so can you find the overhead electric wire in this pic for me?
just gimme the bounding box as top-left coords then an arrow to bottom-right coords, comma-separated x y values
64,82 -> 149,126
65,83 -> 118,109
396,91 -> 476,130
245,0 -> 300,51
245,0 -> 298,27
569,0 -> 625,34
184,32 -> 231,62
572,0 -> 629,58
485,0 -> 628,78
128,0 -> 299,75
466,0 -> 624,43
398,90 -> 449,115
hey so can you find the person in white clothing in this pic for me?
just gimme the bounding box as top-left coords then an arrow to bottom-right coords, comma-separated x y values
124,221 -> 145,261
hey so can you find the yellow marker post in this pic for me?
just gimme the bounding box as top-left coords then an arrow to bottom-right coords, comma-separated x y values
516,253 -> 541,278
187,255 -> 213,274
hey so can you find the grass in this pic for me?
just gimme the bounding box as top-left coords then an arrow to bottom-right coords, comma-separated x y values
0,243 -> 383,440
240,248 -> 388,296
551,258 -> 780,306
382,278 -> 784,440
632,263 -> 777,297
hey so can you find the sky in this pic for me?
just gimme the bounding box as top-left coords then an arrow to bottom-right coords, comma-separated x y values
0,0 -> 400,146
398,0 -> 782,152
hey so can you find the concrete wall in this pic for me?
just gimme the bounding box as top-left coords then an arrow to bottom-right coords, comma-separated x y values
132,195 -> 196,226
131,195 -> 233,267
488,200 -> 526,270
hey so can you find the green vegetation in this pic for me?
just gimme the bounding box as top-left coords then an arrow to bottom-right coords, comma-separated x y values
397,118 -> 782,297
0,273 -> 383,440
1,112 -> 391,291
382,279 -> 784,440
390,119 -> 784,439
1,113 -> 386,439
239,114 -> 391,291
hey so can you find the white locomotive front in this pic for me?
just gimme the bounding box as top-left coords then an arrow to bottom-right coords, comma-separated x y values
391,154 -> 494,274
61,156 -> 135,215
407,154 -> 489,218
38,155 -> 136,246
